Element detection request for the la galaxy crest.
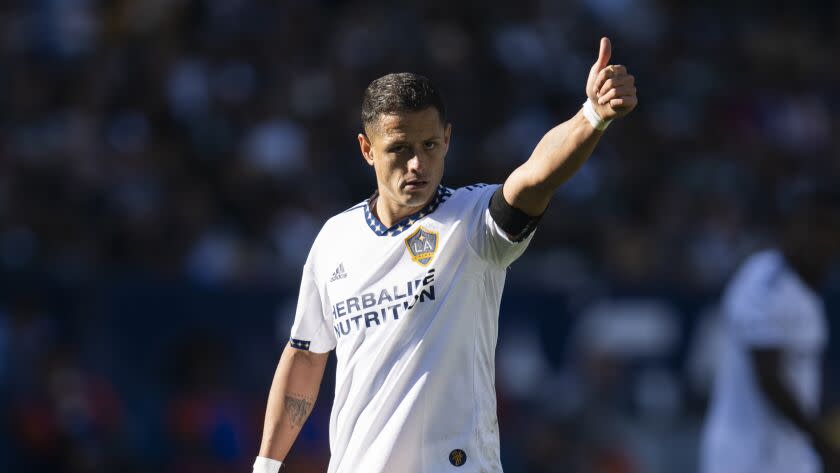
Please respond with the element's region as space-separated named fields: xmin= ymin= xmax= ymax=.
xmin=404 ymin=226 xmax=438 ymax=266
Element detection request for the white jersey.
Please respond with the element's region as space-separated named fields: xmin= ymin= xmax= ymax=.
xmin=701 ymin=249 xmax=827 ymax=473
xmin=289 ymin=184 xmax=533 ymax=473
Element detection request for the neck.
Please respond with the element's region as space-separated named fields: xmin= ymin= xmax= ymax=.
xmin=371 ymin=189 xmax=436 ymax=228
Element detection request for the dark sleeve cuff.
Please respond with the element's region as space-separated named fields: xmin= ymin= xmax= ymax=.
xmin=289 ymin=338 xmax=311 ymax=350
xmin=488 ymin=186 xmax=543 ymax=242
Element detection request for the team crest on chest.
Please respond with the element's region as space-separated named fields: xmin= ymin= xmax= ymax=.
xmin=404 ymin=226 xmax=439 ymax=266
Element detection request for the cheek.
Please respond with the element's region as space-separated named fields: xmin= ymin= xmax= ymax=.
xmin=375 ymin=160 xmax=403 ymax=182
xmin=431 ymin=153 xmax=446 ymax=173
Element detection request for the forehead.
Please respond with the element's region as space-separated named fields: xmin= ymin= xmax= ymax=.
xmin=372 ymin=107 xmax=444 ymax=141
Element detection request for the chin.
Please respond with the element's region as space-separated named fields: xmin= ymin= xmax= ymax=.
xmin=402 ymin=188 xmax=435 ymax=206
xmin=401 ymin=196 xmax=427 ymax=208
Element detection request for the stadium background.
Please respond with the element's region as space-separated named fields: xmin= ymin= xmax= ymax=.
xmin=1 ymin=0 xmax=839 ymax=472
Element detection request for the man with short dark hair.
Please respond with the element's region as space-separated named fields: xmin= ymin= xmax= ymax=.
xmin=700 ymin=186 xmax=840 ymax=473
xmin=254 ymin=37 xmax=637 ymax=473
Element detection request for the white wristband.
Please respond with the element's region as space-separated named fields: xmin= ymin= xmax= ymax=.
xmin=254 ymin=456 xmax=284 ymax=473
xmin=582 ymin=99 xmax=612 ymax=131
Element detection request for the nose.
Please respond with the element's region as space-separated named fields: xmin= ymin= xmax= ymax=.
xmin=407 ymin=153 xmax=424 ymax=174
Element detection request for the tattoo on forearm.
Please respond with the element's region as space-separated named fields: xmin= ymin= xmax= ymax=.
xmin=284 ymin=393 xmax=314 ymax=428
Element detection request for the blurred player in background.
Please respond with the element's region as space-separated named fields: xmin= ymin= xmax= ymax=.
xmin=253 ymin=37 xmax=636 ymax=473
xmin=700 ymin=186 xmax=840 ymax=473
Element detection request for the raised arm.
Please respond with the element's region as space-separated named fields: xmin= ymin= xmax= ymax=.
xmin=256 ymin=343 xmax=329 ymax=471
xmin=503 ymin=37 xmax=637 ymax=216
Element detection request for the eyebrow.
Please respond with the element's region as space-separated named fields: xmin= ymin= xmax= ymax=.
xmin=380 ymin=129 xmax=444 ymax=146
xmin=386 ymin=133 xmax=442 ymax=142
xmin=384 ymin=139 xmax=409 ymax=147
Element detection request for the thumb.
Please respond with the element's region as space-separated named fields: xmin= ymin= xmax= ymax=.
xmin=593 ymin=37 xmax=611 ymax=72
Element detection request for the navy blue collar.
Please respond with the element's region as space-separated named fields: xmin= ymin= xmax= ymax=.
xmin=364 ymin=185 xmax=452 ymax=236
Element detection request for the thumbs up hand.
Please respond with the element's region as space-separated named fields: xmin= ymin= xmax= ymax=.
xmin=586 ymin=37 xmax=637 ymax=121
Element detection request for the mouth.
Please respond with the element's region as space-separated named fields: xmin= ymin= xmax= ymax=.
xmin=402 ymin=179 xmax=428 ymax=191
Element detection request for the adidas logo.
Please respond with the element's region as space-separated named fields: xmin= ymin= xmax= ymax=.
xmin=329 ymin=263 xmax=347 ymax=282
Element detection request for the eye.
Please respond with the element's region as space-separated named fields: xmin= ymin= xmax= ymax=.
xmin=388 ymin=145 xmax=407 ymax=154
xmin=424 ymin=141 xmax=437 ymax=150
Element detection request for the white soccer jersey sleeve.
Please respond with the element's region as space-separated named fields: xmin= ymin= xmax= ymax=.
xmin=289 ymin=259 xmax=336 ymax=353
xmin=467 ymin=184 xmax=535 ymax=268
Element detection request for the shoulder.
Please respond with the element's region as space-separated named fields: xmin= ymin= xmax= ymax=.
xmin=723 ymin=249 xmax=786 ymax=320
xmin=453 ymin=182 xmax=498 ymax=196
xmin=444 ymin=183 xmax=500 ymax=207
xmin=432 ymin=184 xmax=501 ymax=225
xmin=323 ymin=199 xmax=368 ymax=230
xmin=307 ymin=199 xmax=368 ymax=257
xmin=460 ymin=183 xmax=495 ymax=192
xmin=736 ymin=250 xmax=787 ymax=292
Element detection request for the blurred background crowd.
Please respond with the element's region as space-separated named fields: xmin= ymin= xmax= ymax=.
xmin=1 ymin=0 xmax=839 ymax=472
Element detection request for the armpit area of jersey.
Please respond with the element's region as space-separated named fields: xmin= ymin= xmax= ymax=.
xmin=488 ymin=186 xmax=543 ymax=242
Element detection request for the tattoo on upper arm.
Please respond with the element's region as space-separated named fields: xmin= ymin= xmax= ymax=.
xmin=284 ymin=392 xmax=315 ymax=428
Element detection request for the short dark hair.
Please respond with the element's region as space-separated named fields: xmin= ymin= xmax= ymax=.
xmin=361 ymin=73 xmax=446 ymax=132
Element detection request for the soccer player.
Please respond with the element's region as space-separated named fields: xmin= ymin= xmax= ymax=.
xmin=254 ymin=37 xmax=637 ymax=473
xmin=700 ymin=186 xmax=840 ymax=473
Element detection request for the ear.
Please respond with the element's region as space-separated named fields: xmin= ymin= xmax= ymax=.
xmin=443 ymin=123 xmax=453 ymax=152
xmin=358 ymin=133 xmax=374 ymax=166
